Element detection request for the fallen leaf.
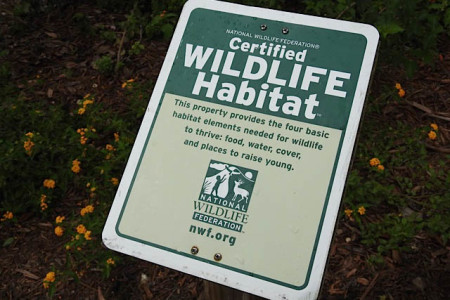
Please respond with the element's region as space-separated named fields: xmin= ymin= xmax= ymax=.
xmin=412 ymin=277 xmax=426 ymax=291
xmin=45 ymin=32 xmax=58 ymax=38
xmin=65 ymin=62 xmax=78 ymax=69
xmin=357 ymin=277 xmax=370 ymax=285
xmin=346 ymin=268 xmax=357 ymax=278
xmin=431 ymin=248 xmax=448 ymax=258
xmin=16 ymin=269 xmax=40 ymax=280
xmin=178 ymin=276 xmax=186 ymax=286
xmin=3 ymin=237 xmax=14 ymax=247
xmin=392 ymin=249 xmax=401 ymax=263
xmin=329 ymin=280 xmax=345 ymax=295
xmin=98 ymin=286 xmax=105 ymax=300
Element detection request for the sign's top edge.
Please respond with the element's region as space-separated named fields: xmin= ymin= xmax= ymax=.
xmin=183 ymin=0 xmax=379 ymax=42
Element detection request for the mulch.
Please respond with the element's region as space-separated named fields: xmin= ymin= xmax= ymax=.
xmin=0 ymin=1 xmax=449 ymax=299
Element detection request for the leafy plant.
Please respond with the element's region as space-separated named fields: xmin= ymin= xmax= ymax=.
xmin=0 ymin=73 xmax=151 ymax=294
xmin=129 ymin=41 xmax=145 ymax=56
xmin=93 ymin=55 xmax=114 ymax=75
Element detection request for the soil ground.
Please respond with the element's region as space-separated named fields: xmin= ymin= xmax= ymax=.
xmin=0 ymin=1 xmax=449 ymax=299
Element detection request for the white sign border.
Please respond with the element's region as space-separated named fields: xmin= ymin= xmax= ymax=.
xmin=102 ymin=0 xmax=379 ymax=299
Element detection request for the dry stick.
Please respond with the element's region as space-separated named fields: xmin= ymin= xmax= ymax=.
xmin=405 ymin=100 xmax=450 ymax=122
xmin=336 ymin=2 xmax=356 ymax=19
xmin=425 ymin=144 xmax=450 ymax=153
xmin=360 ymin=272 xmax=380 ymax=300
xmin=79 ymin=280 xmax=98 ymax=293
xmin=116 ymin=30 xmax=127 ymax=73
xmin=424 ymin=113 xmax=450 ymax=122
xmin=15 ymin=269 xmax=40 ymax=280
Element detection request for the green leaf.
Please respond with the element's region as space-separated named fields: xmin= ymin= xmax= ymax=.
xmin=161 ymin=23 xmax=174 ymax=40
xmin=377 ymin=22 xmax=404 ymax=38
xmin=3 ymin=237 xmax=14 ymax=247
xmin=445 ymin=8 xmax=450 ymax=28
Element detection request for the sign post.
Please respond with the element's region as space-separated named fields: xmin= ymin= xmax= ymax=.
xmin=102 ymin=0 xmax=379 ymax=299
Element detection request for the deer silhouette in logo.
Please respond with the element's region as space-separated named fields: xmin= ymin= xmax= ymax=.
xmin=232 ymin=179 xmax=249 ymax=203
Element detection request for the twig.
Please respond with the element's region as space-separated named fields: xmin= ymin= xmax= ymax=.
xmin=405 ymin=100 xmax=450 ymax=122
xmin=116 ymin=30 xmax=126 ymax=73
xmin=336 ymin=2 xmax=356 ymax=19
xmin=425 ymin=144 xmax=450 ymax=153
xmin=79 ymin=280 xmax=97 ymax=292
xmin=405 ymin=99 xmax=432 ymax=113
xmin=424 ymin=113 xmax=450 ymax=122
xmin=343 ymin=222 xmax=361 ymax=234
xmin=360 ymin=273 xmax=380 ymax=300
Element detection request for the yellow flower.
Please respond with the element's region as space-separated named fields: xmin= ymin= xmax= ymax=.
xmin=80 ymin=205 xmax=94 ymax=216
xmin=76 ymin=270 xmax=85 ymax=278
xmin=80 ymin=136 xmax=88 ymax=145
xmin=430 ymin=123 xmax=438 ymax=131
xmin=76 ymin=224 xmax=87 ymax=234
xmin=358 ymin=206 xmax=366 ymax=215
xmin=111 ymin=177 xmax=119 ymax=186
xmin=106 ymin=144 xmax=115 ymax=151
xmin=398 ymin=88 xmax=405 ymax=98
xmin=54 ymin=226 xmax=64 ymax=237
xmin=55 ymin=216 xmax=65 ymax=223
xmin=25 ymin=132 xmax=34 ymax=138
xmin=82 ymin=99 xmax=94 ymax=108
xmin=114 ymin=132 xmax=119 ymax=142
xmin=428 ymin=131 xmax=437 ymax=140
xmin=84 ymin=230 xmax=92 ymax=240
xmin=40 ymin=202 xmax=48 ymax=211
xmin=121 ymin=78 xmax=135 ymax=89
xmin=369 ymin=158 xmax=380 ymax=167
xmin=106 ymin=258 xmax=115 ymax=265
xmin=43 ymin=179 xmax=56 ymax=189
xmin=24 ymin=140 xmax=35 ymax=155
xmin=40 ymin=194 xmax=48 ymax=211
xmin=344 ymin=208 xmax=353 ymax=218
xmin=105 ymin=153 xmax=111 ymax=160
xmin=78 ymin=107 xmax=86 ymax=115
xmin=395 ymin=83 xmax=402 ymax=90
xmin=43 ymin=271 xmax=55 ymax=289
xmin=71 ymin=159 xmax=81 ymax=173
xmin=1 ymin=211 xmax=13 ymax=221
xmin=83 ymin=93 xmax=91 ymax=99
xmin=65 ymin=245 xmax=70 ymax=250
xmin=377 ymin=164 xmax=385 ymax=171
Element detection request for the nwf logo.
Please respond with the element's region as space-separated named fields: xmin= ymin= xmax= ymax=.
xmin=200 ymin=160 xmax=257 ymax=212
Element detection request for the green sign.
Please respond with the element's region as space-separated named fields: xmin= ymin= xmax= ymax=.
xmin=103 ymin=1 xmax=379 ymax=299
